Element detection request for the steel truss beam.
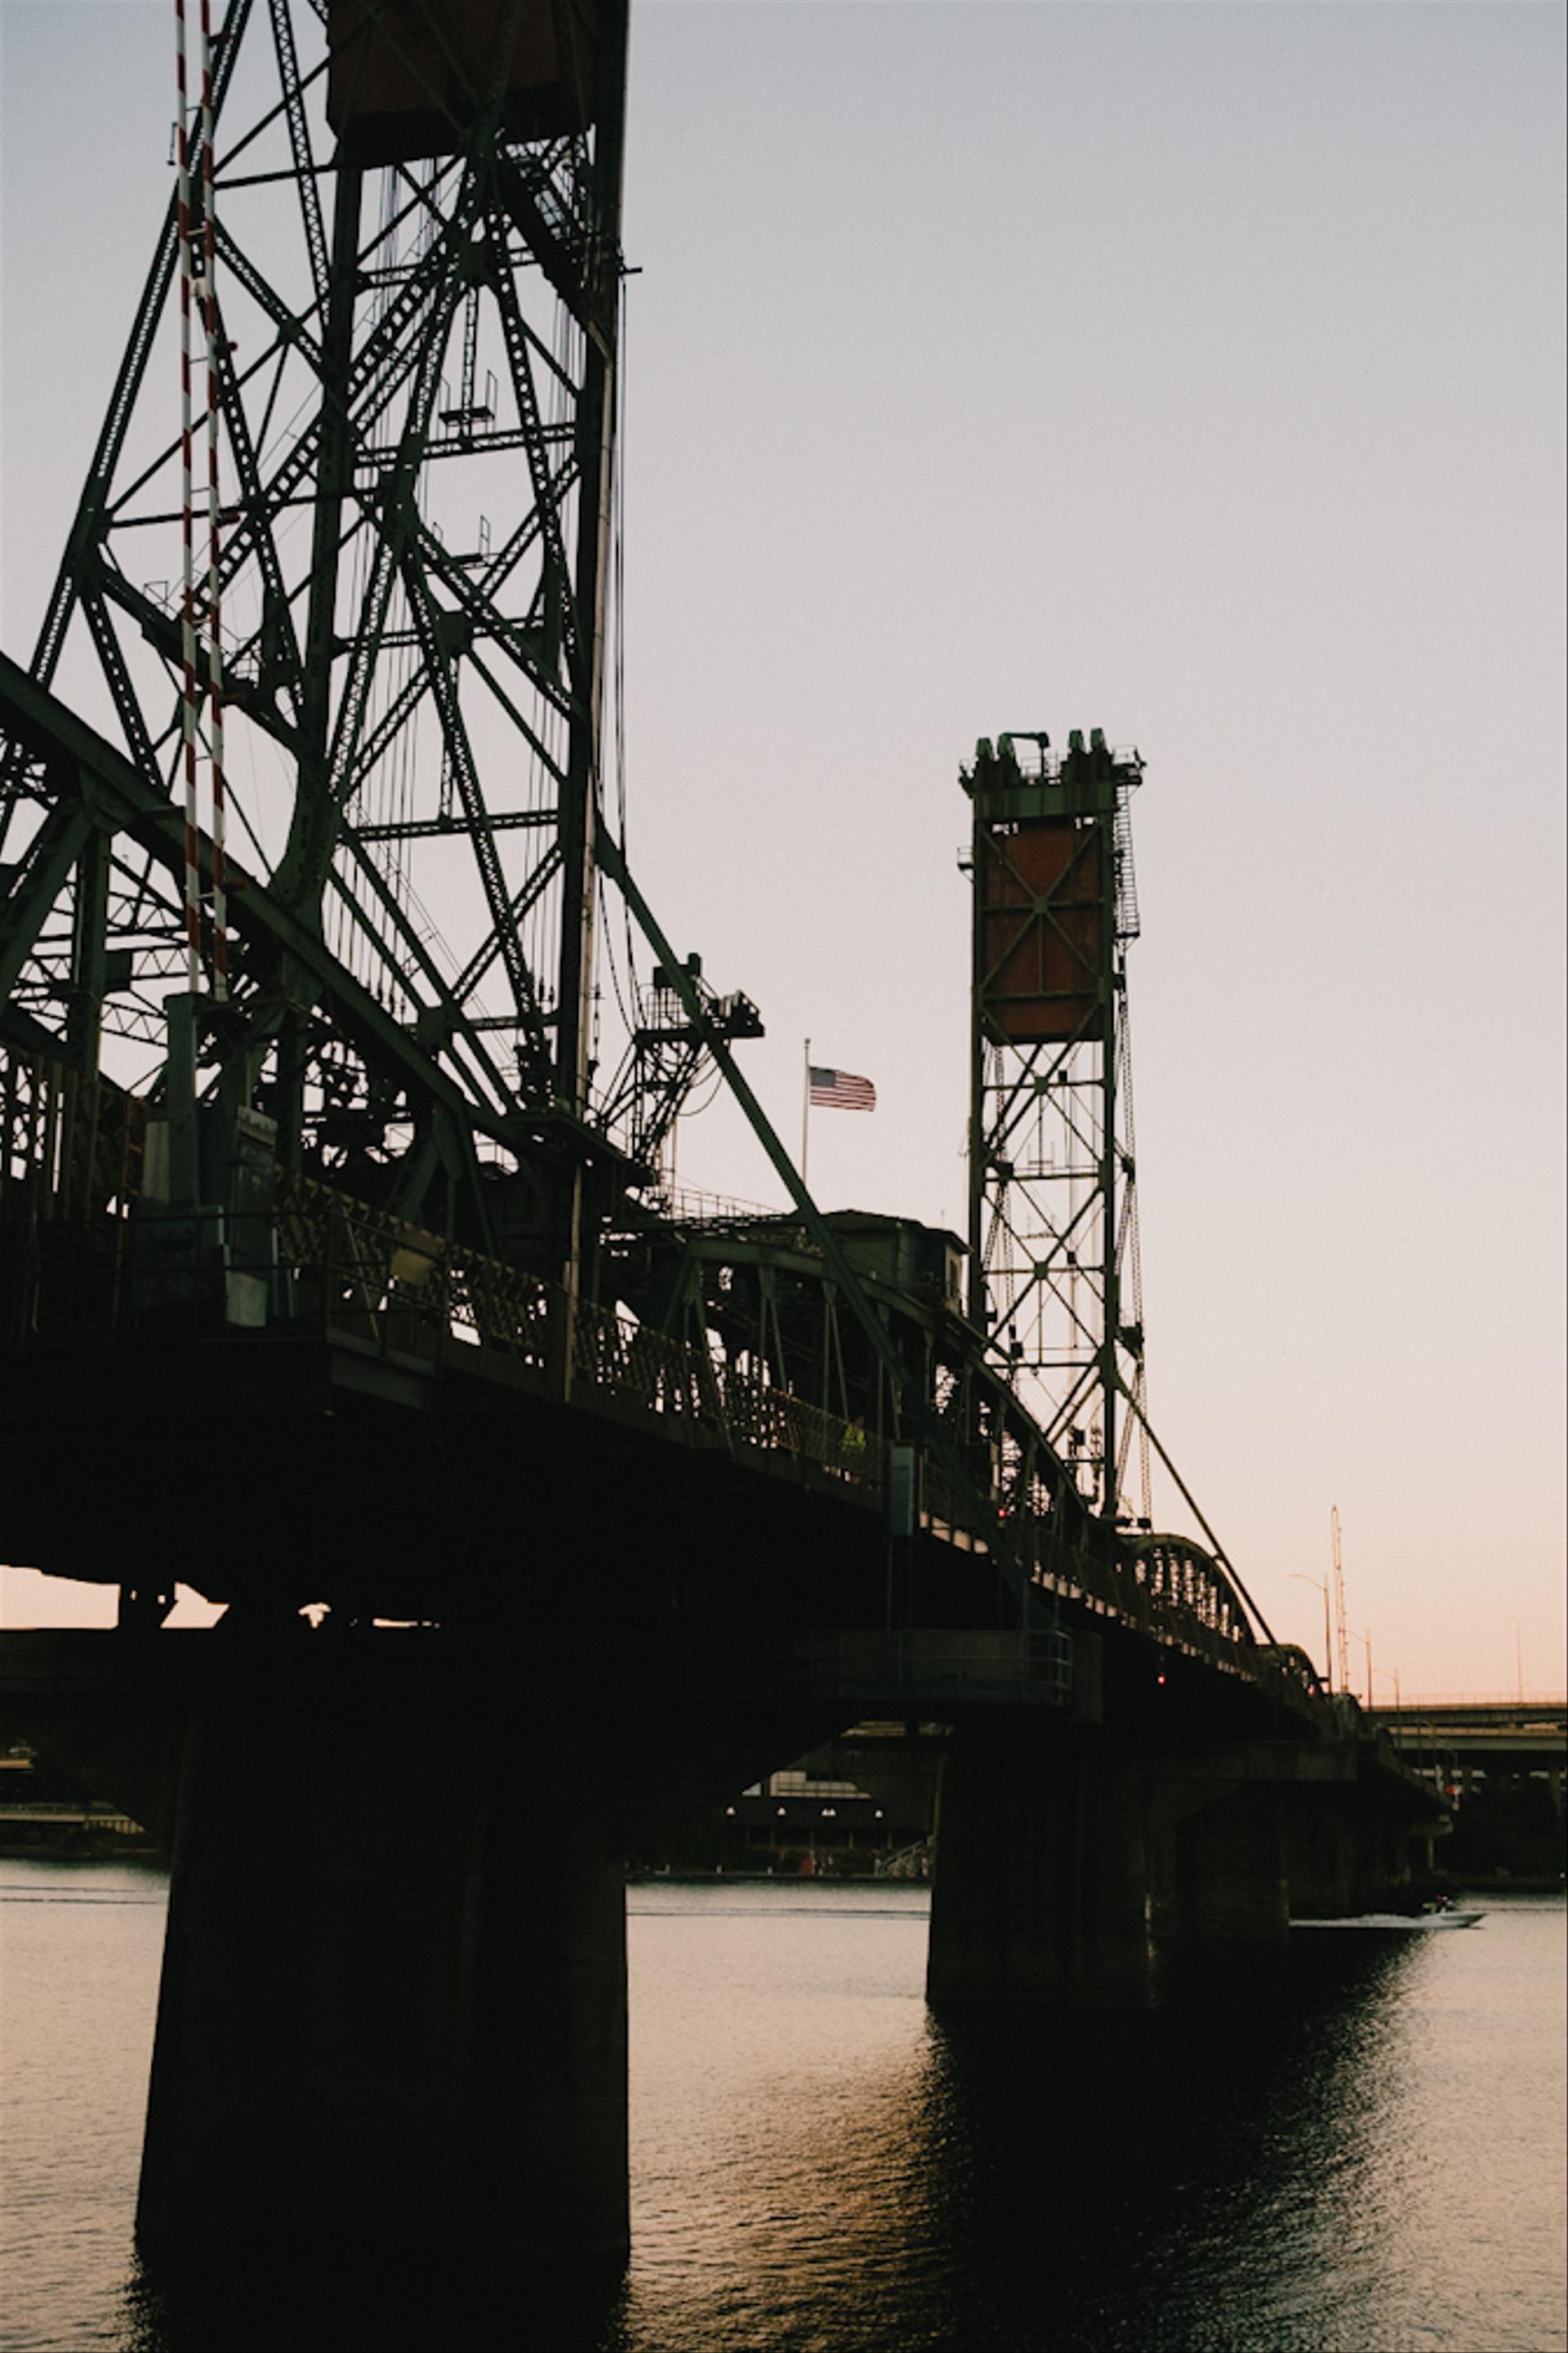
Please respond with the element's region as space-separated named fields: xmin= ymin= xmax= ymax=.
xmin=0 ymin=0 xmax=630 ymax=1239
xmin=2 ymin=7 xmax=1174 ymax=1651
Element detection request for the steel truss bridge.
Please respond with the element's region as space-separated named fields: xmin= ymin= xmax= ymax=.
xmin=0 ymin=0 xmax=1441 ymax=2281
xmin=0 ymin=0 xmax=1312 ymax=1711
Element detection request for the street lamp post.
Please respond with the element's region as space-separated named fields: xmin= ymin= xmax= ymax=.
xmin=1505 ymin=1616 xmax=1524 ymax=1706
xmin=1290 ymin=1571 xmax=1334 ymax=1692
xmin=1372 ymin=1664 xmax=1403 ymax=1748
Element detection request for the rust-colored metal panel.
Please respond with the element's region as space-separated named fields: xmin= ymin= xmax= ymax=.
xmin=327 ymin=0 xmax=600 ymax=164
xmin=979 ymin=819 xmax=1103 ymax=1044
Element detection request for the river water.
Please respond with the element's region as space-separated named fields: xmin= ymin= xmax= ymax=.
xmin=1 ymin=1865 xmax=1562 ymax=2353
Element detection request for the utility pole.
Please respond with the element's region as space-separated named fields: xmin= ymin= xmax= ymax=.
xmin=1290 ymin=1571 xmax=1334 ymax=1691
xmin=1331 ymin=1506 xmax=1351 ymax=1700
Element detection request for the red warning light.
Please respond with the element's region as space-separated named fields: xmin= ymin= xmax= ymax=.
xmin=1156 ymin=1674 xmax=1167 ymax=1687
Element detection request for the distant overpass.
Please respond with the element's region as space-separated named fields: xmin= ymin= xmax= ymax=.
xmin=1365 ymin=1700 xmax=1565 ymax=1805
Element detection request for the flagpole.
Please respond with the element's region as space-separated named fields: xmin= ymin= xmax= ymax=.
xmin=801 ymin=1038 xmax=810 ymax=1185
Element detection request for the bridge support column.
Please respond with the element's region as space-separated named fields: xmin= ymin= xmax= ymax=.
xmin=1280 ymin=1780 xmax=1426 ymax=1917
xmin=1152 ymin=1777 xmax=1288 ymax=1943
xmin=1280 ymin=1789 xmax=1362 ymax=1918
xmin=926 ymin=1728 xmax=1152 ymax=2005
xmin=136 ymin=1685 xmax=628 ymax=2269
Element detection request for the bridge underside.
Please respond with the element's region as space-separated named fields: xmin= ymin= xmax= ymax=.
xmin=1 ymin=1619 xmax=1441 ymax=2274
xmin=0 ymin=1326 xmax=982 ymax=1628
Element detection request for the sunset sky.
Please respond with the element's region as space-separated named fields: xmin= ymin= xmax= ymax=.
xmin=2 ymin=2 xmax=1563 ymax=1700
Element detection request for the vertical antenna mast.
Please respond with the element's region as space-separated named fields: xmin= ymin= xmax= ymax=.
xmin=1331 ymin=1504 xmax=1350 ymax=1699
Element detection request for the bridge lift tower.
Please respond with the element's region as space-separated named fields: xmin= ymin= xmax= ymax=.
xmin=964 ymin=729 xmax=1152 ymax=1529
xmin=0 ymin=0 xmax=685 ymax=1294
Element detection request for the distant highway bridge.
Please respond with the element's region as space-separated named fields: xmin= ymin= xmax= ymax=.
xmin=1368 ymin=1702 xmax=1566 ymax=1806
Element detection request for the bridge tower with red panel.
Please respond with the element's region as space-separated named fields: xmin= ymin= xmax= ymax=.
xmin=964 ymin=727 xmax=1152 ymax=1530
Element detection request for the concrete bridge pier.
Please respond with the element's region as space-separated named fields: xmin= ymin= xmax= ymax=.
xmin=136 ymin=1683 xmax=629 ymax=2271
xmin=926 ymin=1734 xmax=1323 ymax=2005
xmin=925 ymin=1726 xmax=1153 ymax=2006
xmin=1280 ymin=1787 xmax=1380 ymax=1918
xmin=1150 ymin=1772 xmax=1289 ymax=1944
xmin=1276 ymin=1763 xmax=1433 ymax=1917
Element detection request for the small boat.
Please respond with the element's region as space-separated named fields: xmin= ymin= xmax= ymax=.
xmin=1291 ymin=1910 xmax=1483 ymax=1932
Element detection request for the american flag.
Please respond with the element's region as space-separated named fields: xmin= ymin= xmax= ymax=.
xmin=809 ymin=1066 xmax=876 ymax=1112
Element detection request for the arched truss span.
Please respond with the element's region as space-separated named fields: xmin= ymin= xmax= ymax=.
xmin=1128 ymin=1533 xmax=1259 ymax=1651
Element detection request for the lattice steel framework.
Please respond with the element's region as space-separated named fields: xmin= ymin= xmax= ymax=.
xmin=0 ymin=0 xmax=635 ymax=1263
xmin=2 ymin=10 xmax=1284 ymax=1656
xmin=964 ymin=729 xmax=1152 ymax=1526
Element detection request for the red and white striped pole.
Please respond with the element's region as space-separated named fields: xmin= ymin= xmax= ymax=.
xmin=175 ymin=0 xmax=202 ymax=992
xmin=198 ymin=0 xmax=227 ymax=1000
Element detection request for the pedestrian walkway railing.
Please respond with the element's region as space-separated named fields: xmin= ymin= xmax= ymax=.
xmin=5 ymin=1162 xmax=1321 ymax=1711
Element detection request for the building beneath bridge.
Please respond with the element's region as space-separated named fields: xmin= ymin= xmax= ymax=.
xmin=0 ymin=1743 xmax=147 ymax=1850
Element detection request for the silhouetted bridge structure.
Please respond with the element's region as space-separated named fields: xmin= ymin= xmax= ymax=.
xmin=0 ymin=0 xmax=1442 ymax=2279
xmin=0 ymin=1139 xmax=1441 ymax=2266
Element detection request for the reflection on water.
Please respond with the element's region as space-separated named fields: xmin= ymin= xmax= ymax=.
xmin=116 ymin=2247 xmax=627 ymax=2353
xmin=608 ymin=1886 xmax=1565 ymax=2353
xmin=619 ymin=1898 xmax=1427 ymax=2353
xmin=2 ymin=1867 xmax=1563 ymax=2353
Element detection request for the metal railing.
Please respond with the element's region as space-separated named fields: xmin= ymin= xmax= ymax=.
xmin=2 ymin=1157 xmax=1321 ymax=1714
xmin=568 ymin=1291 xmax=886 ymax=1497
xmin=262 ymin=1179 xmax=888 ymax=1502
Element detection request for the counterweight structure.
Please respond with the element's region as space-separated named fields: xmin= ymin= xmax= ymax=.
xmin=964 ymin=729 xmax=1152 ymax=1526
